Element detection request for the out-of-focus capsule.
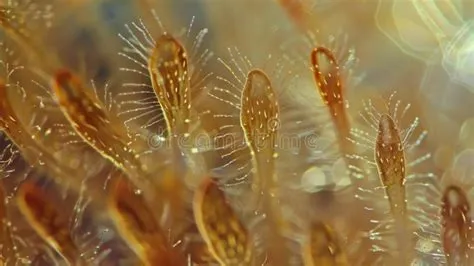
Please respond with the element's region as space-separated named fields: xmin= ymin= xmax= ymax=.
xmin=16 ymin=181 xmax=85 ymax=265
xmin=302 ymin=221 xmax=348 ymax=266
xmin=193 ymin=178 xmax=252 ymax=265
xmin=108 ymin=176 xmax=186 ymax=266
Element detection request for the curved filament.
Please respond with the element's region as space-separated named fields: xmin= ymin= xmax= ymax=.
xmin=148 ymin=34 xmax=191 ymax=136
xmin=375 ymin=114 xmax=412 ymax=261
xmin=52 ymin=71 xmax=144 ymax=181
xmin=441 ymin=185 xmax=472 ymax=265
xmin=16 ymin=181 xmax=82 ymax=265
xmin=108 ymin=176 xmax=185 ymax=266
xmin=302 ymin=221 xmax=348 ymax=266
xmin=193 ymin=178 xmax=252 ymax=265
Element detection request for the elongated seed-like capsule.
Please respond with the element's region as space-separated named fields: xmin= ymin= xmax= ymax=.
xmin=311 ymin=47 xmax=349 ymax=139
xmin=302 ymin=221 xmax=348 ymax=266
xmin=240 ymin=69 xmax=278 ymax=197
xmin=375 ymin=114 xmax=412 ymax=262
xmin=311 ymin=48 xmax=360 ymax=183
xmin=441 ymin=185 xmax=472 ymax=265
xmin=52 ymin=71 xmax=146 ymax=182
xmin=240 ymin=69 xmax=290 ymax=263
xmin=108 ymin=176 xmax=186 ymax=266
xmin=16 ymin=181 xmax=83 ymax=265
xmin=194 ymin=178 xmax=252 ymax=265
xmin=375 ymin=114 xmax=406 ymax=217
xmin=53 ymin=72 xmax=187 ymax=222
xmin=148 ymin=34 xmax=191 ymax=136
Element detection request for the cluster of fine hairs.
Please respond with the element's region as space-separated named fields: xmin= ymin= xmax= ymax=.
xmin=1 ymin=0 xmax=474 ymax=265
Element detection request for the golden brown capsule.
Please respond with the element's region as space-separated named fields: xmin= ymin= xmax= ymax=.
xmin=375 ymin=113 xmax=413 ymax=263
xmin=240 ymin=69 xmax=278 ymax=196
xmin=194 ymin=178 xmax=252 ymax=265
xmin=375 ymin=114 xmax=407 ymax=218
xmin=311 ymin=47 xmax=361 ymax=183
xmin=240 ymin=69 xmax=291 ymax=263
xmin=52 ymin=71 xmax=146 ymax=183
xmin=16 ymin=181 xmax=83 ymax=265
xmin=311 ymin=47 xmax=349 ymax=140
xmin=148 ymin=34 xmax=191 ymax=136
xmin=302 ymin=221 xmax=348 ymax=266
xmin=441 ymin=185 xmax=472 ymax=265
xmin=108 ymin=175 xmax=186 ymax=266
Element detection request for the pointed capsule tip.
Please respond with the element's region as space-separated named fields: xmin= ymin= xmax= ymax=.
xmin=377 ymin=114 xmax=399 ymax=145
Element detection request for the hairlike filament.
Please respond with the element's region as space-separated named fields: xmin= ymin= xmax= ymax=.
xmin=240 ymin=69 xmax=279 ymax=196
